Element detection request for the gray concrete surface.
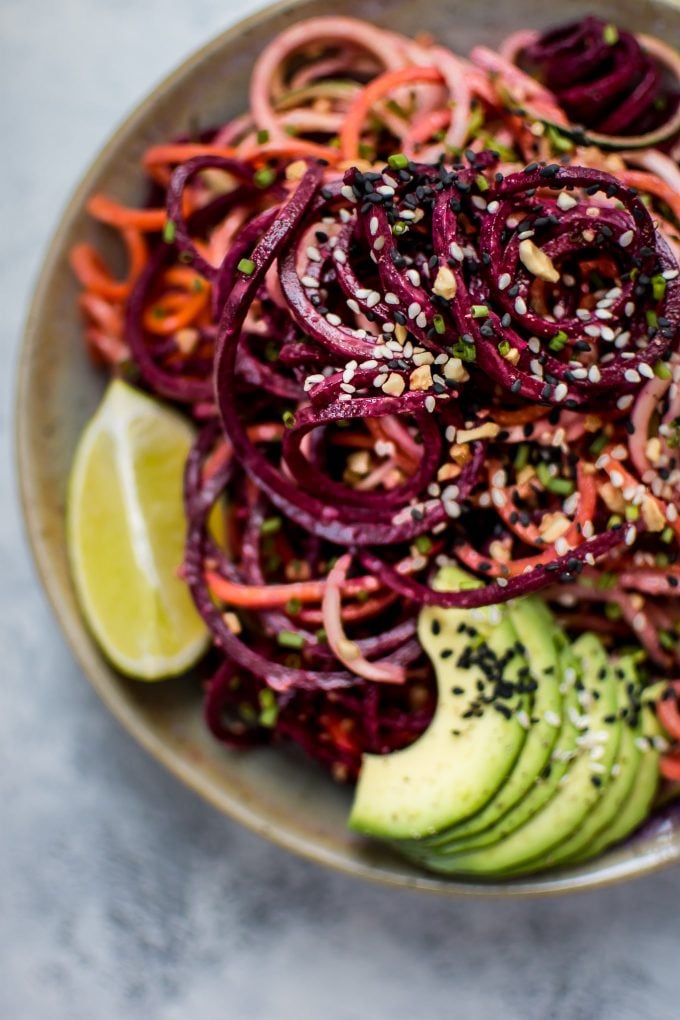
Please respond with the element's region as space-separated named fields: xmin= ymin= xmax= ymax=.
xmin=2 ymin=2 xmax=679 ymax=1017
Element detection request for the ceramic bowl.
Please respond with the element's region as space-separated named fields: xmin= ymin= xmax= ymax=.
xmin=17 ymin=0 xmax=680 ymax=895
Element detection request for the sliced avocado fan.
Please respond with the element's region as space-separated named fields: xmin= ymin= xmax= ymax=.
xmin=348 ymin=568 xmax=666 ymax=877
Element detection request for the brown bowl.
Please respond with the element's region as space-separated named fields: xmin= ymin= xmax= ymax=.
xmin=16 ymin=0 xmax=680 ymax=896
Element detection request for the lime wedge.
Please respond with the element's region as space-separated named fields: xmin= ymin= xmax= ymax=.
xmin=67 ymin=379 xmax=209 ymax=679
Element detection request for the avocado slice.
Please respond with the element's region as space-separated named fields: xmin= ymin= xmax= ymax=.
xmin=348 ymin=568 xmax=529 ymax=840
xmin=413 ymin=642 xmax=581 ymax=860
xmin=527 ymin=656 xmax=645 ymax=871
xmin=420 ymin=633 xmax=621 ymax=875
xmin=568 ymin=698 xmax=662 ymax=865
xmin=410 ymin=597 xmax=564 ymax=853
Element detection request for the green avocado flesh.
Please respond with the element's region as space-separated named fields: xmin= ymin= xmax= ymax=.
xmin=348 ymin=569 xmax=665 ymax=877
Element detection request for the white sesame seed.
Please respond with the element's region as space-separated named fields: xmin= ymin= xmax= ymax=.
xmin=491 ymin=488 xmax=507 ymax=508
xmin=624 ymin=368 xmax=641 ymax=384
xmin=518 ymin=230 xmax=534 ymax=241
xmin=373 ymin=373 xmax=388 ymax=387
xmin=406 ymin=269 xmax=421 ymax=287
xmin=498 ymin=273 xmax=511 ymax=291
xmin=385 ymin=292 xmax=399 ymax=306
xmin=528 ymin=337 xmax=541 ymax=354
xmin=306 ymin=245 xmax=321 ymax=262
xmin=617 ymin=393 xmax=634 ymax=410
xmin=595 ymin=308 xmax=613 ymax=320
xmin=301 ymin=275 xmax=319 ymax=288
xmin=449 ymin=242 xmax=464 ymax=261
xmin=639 ymin=362 xmax=654 ymax=379
xmin=516 ymin=710 xmax=530 ymax=730
xmin=443 ymin=500 xmax=461 ymax=518
xmin=544 ymin=710 xmax=561 ymax=727
xmin=326 ymin=313 xmax=342 ymax=326
xmin=425 ymin=395 xmax=436 ymax=413
xmin=366 ymin=290 xmax=381 ymax=309
xmin=555 ymin=537 xmax=569 ymax=556
xmin=667 ymin=503 xmax=678 ymax=522
xmin=625 ymin=525 xmax=637 ymax=546
xmin=582 ymin=520 xmax=594 ymax=539
xmin=359 ymin=359 xmax=377 ymax=370
xmin=479 ymin=492 xmax=491 ymax=507
xmin=373 ymin=235 xmax=385 ymax=252
xmin=340 ymin=185 xmax=356 ymax=203
xmin=487 ymin=200 xmax=500 ymax=214
xmin=377 ymin=185 xmax=395 ymax=197
xmin=600 ymin=326 xmax=615 ymax=341
xmin=610 ymin=470 xmax=624 ymax=488
xmin=632 ymin=611 xmax=646 ymax=632
xmin=346 ymin=298 xmax=360 ymax=314
xmin=333 ymin=248 xmax=347 ymax=264
xmin=584 ymin=325 xmax=601 ymax=338
xmin=576 ymin=308 xmax=591 ymax=321
xmin=588 ymin=365 xmax=602 ymax=384
xmin=472 ymin=195 xmax=487 ymax=210
xmin=340 ymin=381 xmax=355 ymax=394
xmin=383 ymin=322 xmax=395 ymax=334
xmin=496 ymin=577 xmax=509 ymax=588
xmin=619 ymin=229 xmax=634 ymax=248
xmin=407 ymin=302 xmax=421 ymax=319
xmin=416 ymin=312 xmax=427 ymax=328
xmin=514 ymin=296 xmax=527 ymax=315
xmin=369 ymin=216 xmax=379 ymax=236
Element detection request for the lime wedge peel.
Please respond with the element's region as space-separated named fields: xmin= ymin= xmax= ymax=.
xmin=67 ymin=379 xmax=210 ymax=680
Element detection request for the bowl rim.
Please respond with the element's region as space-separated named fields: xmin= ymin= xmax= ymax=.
xmin=16 ymin=0 xmax=680 ymax=898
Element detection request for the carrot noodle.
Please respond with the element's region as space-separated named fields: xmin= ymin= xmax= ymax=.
xmin=72 ymin=14 xmax=680 ymax=802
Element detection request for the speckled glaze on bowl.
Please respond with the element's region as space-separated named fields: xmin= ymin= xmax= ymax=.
xmin=16 ymin=0 xmax=680 ymax=896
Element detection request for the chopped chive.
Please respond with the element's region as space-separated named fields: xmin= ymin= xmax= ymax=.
xmin=282 ymin=410 xmax=296 ymax=428
xmin=162 ymin=219 xmax=176 ymax=244
xmin=238 ymin=257 xmax=256 ymax=275
xmin=392 ymin=221 xmax=408 ymax=235
xmin=475 ymin=174 xmax=489 ymax=192
xmin=661 ymin=526 xmax=675 ymax=544
xmin=277 ymin=630 xmax=305 ymax=649
xmin=605 ymin=602 xmax=622 ymax=620
xmin=192 ymin=277 xmax=205 ymax=293
xmin=254 ymin=167 xmax=276 ymax=188
xmin=589 ymin=432 xmax=609 ymax=456
xmin=256 ymin=128 xmax=270 ymax=144
xmin=546 ymin=125 xmax=574 ymax=153
xmin=547 ymin=476 xmax=575 ymax=496
xmin=656 ymin=552 xmax=670 ymax=568
xmin=625 ymin=505 xmax=640 ymax=522
xmin=433 ymin=314 xmax=446 ymax=334
xmin=285 ymin=598 xmax=302 ymax=616
xmin=284 ymin=125 xmax=298 ymax=137
xmin=358 ymin=142 xmax=375 ymax=160
xmin=264 ymin=340 xmax=279 ymax=362
xmin=660 ymin=630 xmax=677 ymax=651
xmin=471 ymin=304 xmax=489 ymax=318
xmin=596 ymin=571 xmax=618 ymax=590
xmin=603 ymin=23 xmax=619 ymax=45
xmin=260 ymin=516 xmax=282 ymax=535
xmin=652 ymin=274 xmax=667 ymax=300
xmin=607 ymin=513 xmax=623 ymax=529
xmin=498 ymin=339 xmax=511 ymax=357
xmin=415 ymin=535 xmax=433 ymax=554
xmin=388 ymin=152 xmax=409 ymax=170
xmin=514 ymin=443 xmax=529 ymax=472
xmin=452 ymin=339 xmax=476 ymax=362
xmin=646 ymin=309 xmax=659 ymax=329
xmin=315 ymin=628 xmax=327 ymax=642
xmin=536 ymin=462 xmax=551 ymax=488
xmin=258 ymin=688 xmax=279 ymax=727
xmin=654 ymin=361 xmax=672 ymax=380
xmin=549 ymin=330 xmax=568 ymax=353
